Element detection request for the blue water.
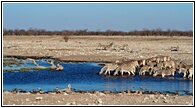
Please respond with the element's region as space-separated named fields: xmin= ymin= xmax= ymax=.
xmin=3 ymin=60 xmax=193 ymax=95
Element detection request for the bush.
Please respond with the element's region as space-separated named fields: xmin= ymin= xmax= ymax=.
xmin=63 ymin=36 xmax=69 ymax=42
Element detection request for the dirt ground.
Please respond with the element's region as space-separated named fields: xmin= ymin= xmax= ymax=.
xmin=3 ymin=91 xmax=193 ymax=106
xmin=2 ymin=35 xmax=194 ymax=106
xmin=3 ymin=35 xmax=193 ymax=64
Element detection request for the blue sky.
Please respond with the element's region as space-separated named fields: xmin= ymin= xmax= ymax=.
xmin=3 ymin=2 xmax=194 ymax=31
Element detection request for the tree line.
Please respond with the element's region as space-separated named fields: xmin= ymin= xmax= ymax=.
xmin=3 ymin=28 xmax=193 ymax=36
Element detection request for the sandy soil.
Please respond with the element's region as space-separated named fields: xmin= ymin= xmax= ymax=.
xmin=3 ymin=35 xmax=193 ymax=64
xmin=3 ymin=91 xmax=193 ymax=106
xmin=2 ymin=35 xmax=194 ymax=106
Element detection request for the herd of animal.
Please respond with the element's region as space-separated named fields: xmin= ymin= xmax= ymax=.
xmin=99 ymin=55 xmax=193 ymax=79
xmin=24 ymin=58 xmax=64 ymax=71
xmin=96 ymin=42 xmax=129 ymax=52
xmin=22 ymin=56 xmax=193 ymax=79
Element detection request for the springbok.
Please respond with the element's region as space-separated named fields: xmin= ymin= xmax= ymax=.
xmin=139 ymin=65 xmax=153 ymax=75
xmin=56 ymin=64 xmax=64 ymax=71
xmin=48 ymin=61 xmax=57 ymax=69
xmin=163 ymin=60 xmax=175 ymax=69
xmin=161 ymin=68 xmax=175 ymax=77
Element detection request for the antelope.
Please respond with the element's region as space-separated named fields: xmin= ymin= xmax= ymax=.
xmin=114 ymin=64 xmax=135 ymax=76
xmin=151 ymin=67 xmax=163 ymax=76
xmin=156 ymin=62 xmax=164 ymax=69
xmin=139 ymin=65 xmax=153 ymax=75
xmin=178 ymin=63 xmax=193 ymax=78
xmin=99 ymin=63 xmax=119 ymax=75
xmin=56 ymin=64 xmax=64 ymax=71
xmin=114 ymin=60 xmax=138 ymax=76
xmin=163 ymin=60 xmax=175 ymax=69
xmin=103 ymin=42 xmax=114 ymax=50
xmin=178 ymin=68 xmax=188 ymax=78
xmin=146 ymin=57 xmax=157 ymax=64
xmin=153 ymin=68 xmax=175 ymax=77
xmin=153 ymin=69 xmax=163 ymax=77
xmin=35 ymin=63 xmax=46 ymax=69
xmin=161 ymin=68 xmax=175 ymax=77
xmin=156 ymin=55 xmax=170 ymax=63
xmin=188 ymin=68 xmax=193 ymax=78
xmin=48 ymin=61 xmax=57 ymax=69
xmin=138 ymin=59 xmax=146 ymax=67
xmin=24 ymin=58 xmax=37 ymax=65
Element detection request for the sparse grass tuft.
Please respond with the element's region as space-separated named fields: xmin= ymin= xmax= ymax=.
xmin=3 ymin=59 xmax=23 ymax=67
xmin=19 ymin=67 xmax=52 ymax=72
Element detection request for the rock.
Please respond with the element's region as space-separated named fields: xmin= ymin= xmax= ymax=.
xmin=64 ymin=93 xmax=68 ymax=95
xmin=25 ymin=98 xmax=30 ymax=102
xmin=51 ymin=93 xmax=56 ymax=95
xmin=163 ymin=97 xmax=167 ymax=100
xmin=135 ymin=90 xmax=139 ymax=94
xmin=68 ymin=84 xmax=71 ymax=90
xmin=92 ymin=94 xmax=97 ymax=97
xmin=103 ymin=90 xmax=110 ymax=94
xmin=149 ymin=95 xmax=155 ymax=99
xmin=126 ymin=90 xmax=131 ymax=94
xmin=121 ymin=90 xmax=125 ymax=94
xmin=153 ymin=99 xmax=158 ymax=103
xmin=165 ymin=93 xmax=169 ymax=97
xmin=144 ymin=97 xmax=149 ymax=100
xmin=96 ymin=98 xmax=103 ymax=104
xmin=160 ymin=94 xmax=164 ymax=98
xmin=4 ymin=91 xmax=11 ymax=94
xmin=36 ymin=97 xmax=43 ymax=101
xmin=142 ymin=97 xmax=149 ymax=103
xmin=163 ymin=99 xmax=169 ymax=103
xmin=65 ymin=102 xmax=70 ymax=105
xmin=98 ymin=92 xmax=106 ymax=97
xmin=139 ymin=91 xmax=143 ymax=95
xmin=70 ymin=101 xmax=76 ymax=105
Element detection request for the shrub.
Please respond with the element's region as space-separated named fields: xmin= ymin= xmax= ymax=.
xmin=63 ymin=36 xmax=69 ymax=42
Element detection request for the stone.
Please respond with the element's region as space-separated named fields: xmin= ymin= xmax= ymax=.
xmin=25 ymin=98 xmax=30 ymax=102
xmin=139 ymin=91 xmax=143 ymax=95
xmin=163 ymin=99 xmax=169 ymax=103
xmin=153 ymin=99 xmax=158 ymax=103
xmin=160 ymin=94 xmax=164 ymax=98
xmin=149 ymin=95 xmax=155 ymax=99
xmin=165 ymin=93 xmax=170 ymax=97
xmin=96 ymin=98 xmax=103 ymax=104
xmin=163 ymin=97 xmax=167 ymax=100
xmin=65 ymin=102 xmax=70 ymax=105
xmin=99 ymin=92 xmax=106 ymax=97
xmin=144 ymin=97 xmax=149 ymax=100
xmin=121 ymin=90 xmax=125 ymax=94
xmin=36 ymin=97 xmax=43 ymax=101
xmin=64 ymin=93 xmax=68 ymax=95
xmin=71 ymin=101 xmax=76 ymax=105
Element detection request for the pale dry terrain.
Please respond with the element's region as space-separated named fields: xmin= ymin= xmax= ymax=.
xmin=3 ymin=91 xmax=193 ymax=106
xmin=3 ymin=35 xmax=194 ymax=106
xmin=3 ymin=35 xmax=193 ymax=64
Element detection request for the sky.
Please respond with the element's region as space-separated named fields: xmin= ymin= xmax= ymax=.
xmin=3 ymin=2 xmax=194 ymax=32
